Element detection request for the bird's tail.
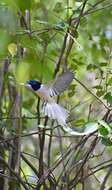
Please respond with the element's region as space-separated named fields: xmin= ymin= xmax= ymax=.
xmin=43 ymin=102 xmax=69 ymax=126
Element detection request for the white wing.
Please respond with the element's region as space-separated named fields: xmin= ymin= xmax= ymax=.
xmin=48 ymin=70 xmax=74 ymax=97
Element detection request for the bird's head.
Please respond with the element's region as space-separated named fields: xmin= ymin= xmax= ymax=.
xmin=26 ymin=80 xmax=41 ymax=91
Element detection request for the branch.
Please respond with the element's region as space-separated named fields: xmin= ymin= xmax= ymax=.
xmin=0 ymin=156 xmax=29 ymax=190
xmin=36 ymin=132 xmax=96 ymax=187
xmin=69 ymin=136 xmax=98 ymax=188
xmin=100 ymin=166 xmax=112 ymax=190
xmin=74 ymin=76 xmax=111 ymax=110
xmin=65 ymin=0 xmax=88 ymax=64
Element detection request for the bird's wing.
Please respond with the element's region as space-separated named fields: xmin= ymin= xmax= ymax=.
xmin=46 ymin=70 xmax=74 ymax=97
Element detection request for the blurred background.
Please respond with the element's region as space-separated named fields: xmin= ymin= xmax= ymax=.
xmin=0 ymin=0 xmax=112 ymax=189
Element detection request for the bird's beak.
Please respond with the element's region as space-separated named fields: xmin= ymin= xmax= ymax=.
xmin=19 ymin=83 xmax=31 ymax=89
xmin=25 ymin=84 xmax=32 ymax=90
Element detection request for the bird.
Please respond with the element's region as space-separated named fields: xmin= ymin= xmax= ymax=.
xmin=25 ymin=70 xmax=74 ymax=126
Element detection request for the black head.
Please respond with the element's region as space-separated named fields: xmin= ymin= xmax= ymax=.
xmin=27 ymin=80 xmax=41 ymax=91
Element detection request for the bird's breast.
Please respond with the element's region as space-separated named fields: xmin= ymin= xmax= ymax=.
xmin=35 ymin=88 xmax=53 ymax=102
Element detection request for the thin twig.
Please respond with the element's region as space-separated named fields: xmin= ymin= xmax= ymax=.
xmin=0 ymin=156 xmax=29 ymax=190
xmin=100 ymin=166 xmax=112 ymax=190
xmin=69 ymin=136 xmax=98 ymax=188
xmin=74 ymin=76 xmax=111 ymax=110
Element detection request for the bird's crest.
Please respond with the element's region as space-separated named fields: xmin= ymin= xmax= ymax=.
xmin=27 ymin=80 xmax=41 ymax=91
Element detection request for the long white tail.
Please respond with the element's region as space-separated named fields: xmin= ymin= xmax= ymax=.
xmin=43 ymin=102 xmax=69 ymax=126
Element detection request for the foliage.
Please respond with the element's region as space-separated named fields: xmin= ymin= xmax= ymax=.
xmin=0 ymin=0 xmax=112 ymax=189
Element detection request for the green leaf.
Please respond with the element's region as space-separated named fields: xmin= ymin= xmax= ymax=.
xmin=53 ymin=2 xmax=63 ymax=13
xmin=68 ymin=91 xmax=75 ymax=97
xmin=40 ymin=33 xmax=51 ymax=43
xmin=93 ymin=85 xmax=102 ymax=90
xmin=87 ymin=64 xmax=97 ymax=70
xmin=70 ymin=64 xmax=78 ymax=70
xmin=98 ymin=120 xmax=111 ymax=136
xmin=73 ymin=30 xmax=79 ymax=39
xmin=101 ymin=137 xmax=112 ymax=146
xmin=101 ymin=47 xmax=107 ymax=58
xmin=100 ymin=37 xmax=109 ymax=47
xmin=80 ymin=17 xmax=87 ymax=27
xmin=74 ymin=119 xmax=85 ymax=127
xmin=72 ymin=58 xmax=84 ymax=65
xmin=99 ymin=62 xmax=108 ymax=67
xmin=104 ymin=92 xmax=112 ymax=105
xmin=109 ymin=124 xmax=112 ymax=129
xmin=69 ymin=84 xmax=76 ymax=91
xmin=8 ymin=43 xmax=17 ymax=57
xmin=36 ymin=20 xmax=49 ymax=25
xmin=96 ymin=90 xmax=105 ymax=97
xmin=99 ymin=126 xmax=109 ymax=136
xmin=38 ymin=124 xmax=49 ymax=129
xmin=55 ymin=22 xmax=68 ymax=30
xmin=107 ymin=77 xmax=112 ymax=86
xmin=98 ymin=120 xmax=110 ymax=130
xmin=16 ymin=0 xmax=32 ymax=11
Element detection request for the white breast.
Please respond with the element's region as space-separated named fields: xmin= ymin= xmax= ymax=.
xmin=36 ymin=85 xmax=52 ymax=102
